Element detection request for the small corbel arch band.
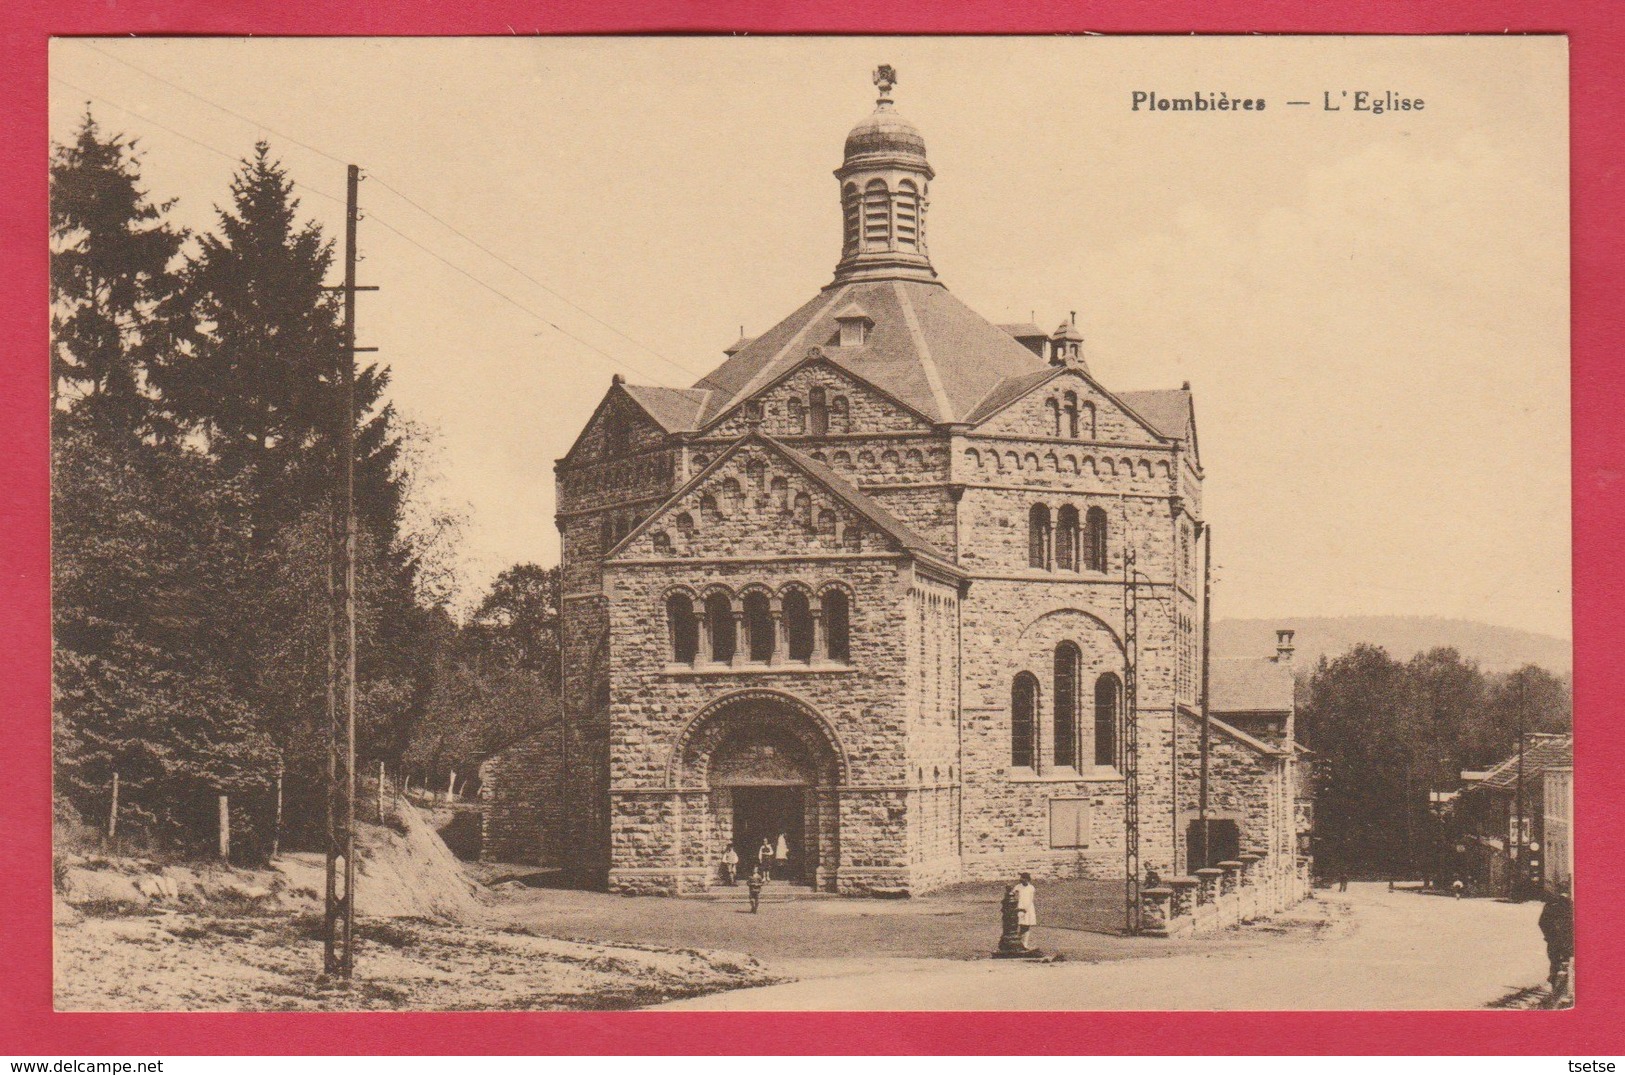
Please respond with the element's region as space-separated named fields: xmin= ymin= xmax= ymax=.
xmin=665 ymin=688 xmax=851 ymax=789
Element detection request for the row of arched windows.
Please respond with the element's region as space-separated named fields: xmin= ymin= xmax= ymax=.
xmin=842 ymin=178 xmax=925 ymax=255
xmin=961 ymin=447 xmax=1169 ymax=479
xmin=1028 ymin=504 xmax=1109 ymax=572
xmin=1043 ymin=391 xmax=1097 ymax=440
xmin=1012 ymin=648 xmax=1120 ymax=771
xmin=665 ymin=585 xmax=852 ymax=667
xmin=786 ymin=387 xmax=851 ymax=436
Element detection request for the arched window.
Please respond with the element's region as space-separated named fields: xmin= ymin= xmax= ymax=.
xmin=746 ymin=458 xmax=767 ymax=493
xmin=704 ymin=592 xmax=735 ymax=664
xmin=651 ymin=530 xmax=672 ymax=555
xmin=794 ymin=492 xmax=813 ymax=529
xmin=1094 ymin=673 xmax=1120 ymax=768
xmin=863 ymin=179 xmax=890 ymax=246
xmin=1056 ymin=504 xmax=1079 ymax=571
xmin=1082 ymin=401 xmax=1097 ymax=439
xmin=719 ymin=477 xmax=742 ymax=517
xmin=674 ymin=512 xmax=695 ymax=540
xmin=842 ymin=522 xmax=863 ymax=550
xmin=841 ymin=182 xmax=861 ymax=255
xmin=1084 ymin=506 xmax=1108 ymax=571
xmin=770 ymin=476 xmax=789 ymax=513
xmin=1054 ymin=642 xmax=1081 ymax=769
xmin=1011 ymin=672 xmax=1039 ymax=769
xmin=783 ymin=589 xmax=814 ymax=662
xmin=743 ymin=591 xmax=773 ymax=663
xmin=809 ymin=387 xmax=829 ymax=435
xmin=1028 ymin=504 xmax=1052 ymax=570
xmin=699 ymin=493 xmax=720 ymax=526
xmin=823 ymin=588 xmax=851 ymax=663
xmin=829 ymin=395 xmax=850 ymax=432
xmin=667 ymin=593 xmax=698 ymax=664
xmin=817 ymin=508 xmax=838 ymax=540
xmin=1045 ymin=397 xmax=1060 ymax=437
xmin=894 ymin=180 xmax=919 ymax=250
xmin=1063 ymin=391 xmax=1080 ymax=439
xmin=786 ymin=397 xmax=805 ymax=434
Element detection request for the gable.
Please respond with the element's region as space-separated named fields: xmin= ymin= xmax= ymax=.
xmin=560 ymin=381 xmax=672 ymax=467
xmin=972 ymin=367 xmax=1168 ymax=446
xmin=610 ymin=439 xmax=906 ymax=563
xmin=705 ymin=355 xmax=932 ymax=439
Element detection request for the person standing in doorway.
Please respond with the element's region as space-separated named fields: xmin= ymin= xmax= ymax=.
xmin=747 ymin=868 xmax=764 ymax=913
xmin=1452 ymin=877 xmax=1465 ymax=899
xmin=775 ymin=832 xmax=790 ymax=881
xmin=1014 ymin=872 xmax=1038 ymax=951
xmin=722 ymin=844 xmax=739 ymax=886
xmin=758 ymin=837 xmax=775 ymax=881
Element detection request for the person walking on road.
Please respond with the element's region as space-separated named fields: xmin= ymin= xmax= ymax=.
xmin=1538 ymin=881 xmax=1574 ymax=998
xmin=1014 ymin=872 xmax=1038 ymax=951
xmin=721 ymin=844 xmax=739 ymax=886
xmin=747 ymin=868 xmax=764 ymax=913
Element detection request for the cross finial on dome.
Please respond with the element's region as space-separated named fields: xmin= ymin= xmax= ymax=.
xmin=873 ymin=64 xmax=897 ymax=107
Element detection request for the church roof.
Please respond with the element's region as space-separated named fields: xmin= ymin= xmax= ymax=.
xmin=1209 ymin=657 xmax=1295 ymax=715
xmin=620 ymin=384 xmax=712 ymax=432
xmin=1178 ymin=707 xmax=1286 ymax=757
xmin=1118 ymin=388 xmax=1193 ymax=441
xmin=693 ymin=279 xmax=1049 ymax=427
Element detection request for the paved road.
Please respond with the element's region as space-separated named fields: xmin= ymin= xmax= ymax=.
xmin=656 ymin=883 xmax=1549 ymax=1010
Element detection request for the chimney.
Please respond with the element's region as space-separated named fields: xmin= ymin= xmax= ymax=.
xmin=1274 ymin=629 xmax=1295 ymax=663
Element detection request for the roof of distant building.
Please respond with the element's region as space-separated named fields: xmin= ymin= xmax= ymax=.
xmin=1209 ymin=657 xmax=1295 ymax=715
xmin=1470 ymin=734 xmax=1573 ymax=794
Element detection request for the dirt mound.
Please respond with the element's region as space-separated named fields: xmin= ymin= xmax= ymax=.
xmin=58 ymin=794 xmax=485 ymax=924
xmin=272 ymin=793 xmax=485 ymax=922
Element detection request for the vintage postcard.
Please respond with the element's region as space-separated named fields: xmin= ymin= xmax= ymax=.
xmin=46 ymin=34 xmax=1571 ymax=1013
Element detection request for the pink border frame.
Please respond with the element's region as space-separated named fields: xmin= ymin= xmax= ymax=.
xmin=3 ymin=1 xmax=1620 ymax=1055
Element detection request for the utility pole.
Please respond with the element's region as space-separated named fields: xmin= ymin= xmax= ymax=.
xmin=324 ymin=163 xmax=377 ymax=979
xmin=1122 ymin=546 xmax=1140 ymax=934
xmin=1513 ymin=673 xmax=1527 ymax=900
xmin=1197 ymin=524 xmax=1213 ymax=870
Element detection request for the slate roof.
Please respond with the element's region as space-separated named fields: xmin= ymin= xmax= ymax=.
xmin=691 ymin=279 xmax=1049 ymax=426
xmin=962 ymin=366 xmax=1064 ymax=425
xmin=997 ymin=322 xmax=1048 ymax=340
xmin=1470 ymin=735 xmax=1573 ymax=794
xmin=1209 ymin=657 xmax=1295 ymax=715
xmin=1118 ymin=388 xmax=1193 ymax=441
xmin=620 ymin=384 xmax=711 ymax=433
xmin=1178 ymin=706 xmax=1286 ymax=756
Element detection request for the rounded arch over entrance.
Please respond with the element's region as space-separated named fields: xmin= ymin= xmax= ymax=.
xmin=667 ymin=689 xmax=847 ymax=891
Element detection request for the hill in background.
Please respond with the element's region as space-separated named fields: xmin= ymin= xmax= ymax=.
xmin=1211 ymin=615 xmax=1572 ymax=676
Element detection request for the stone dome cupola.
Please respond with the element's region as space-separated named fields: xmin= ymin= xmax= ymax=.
xmin=832 ymin=65 xmax=937 ymax=286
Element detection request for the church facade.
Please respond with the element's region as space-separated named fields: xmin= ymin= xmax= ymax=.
xmin=482 ymin=69 xmax=1309 ymax=899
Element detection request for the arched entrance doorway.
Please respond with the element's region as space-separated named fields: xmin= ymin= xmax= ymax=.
xmin=671 ymin=690 xmax=845 ymax=891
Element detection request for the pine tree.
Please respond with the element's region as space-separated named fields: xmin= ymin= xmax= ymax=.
xmin=49 ymin=110 xmax=184 ymax=436
xmin=156 ymin=141 xmax=346 ymax=518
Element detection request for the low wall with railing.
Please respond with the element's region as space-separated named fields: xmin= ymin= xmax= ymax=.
xmin=1138 ymin=850 xmax=1314 ymax=938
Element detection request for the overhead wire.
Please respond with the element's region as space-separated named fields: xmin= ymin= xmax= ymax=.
xmin=49 ymin=74 xmax=680 ymax=387
xmin=75 ymin=43 xmax=710 ymax=383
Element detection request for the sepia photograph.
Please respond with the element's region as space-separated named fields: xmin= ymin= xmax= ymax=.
xmin=45 ymin=34 xmax=1572 ymax=1014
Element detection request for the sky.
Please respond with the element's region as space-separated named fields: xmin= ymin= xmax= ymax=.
xmin=48 ymin=36 xmax=1571 ymax=639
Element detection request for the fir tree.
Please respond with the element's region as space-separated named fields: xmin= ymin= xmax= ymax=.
xmin=49 ymin=109 xmax=184 ymax=436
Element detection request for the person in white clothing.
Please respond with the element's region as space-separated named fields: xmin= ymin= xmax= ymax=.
xmin=1014 ymin=872 xmax=1038 ymax=950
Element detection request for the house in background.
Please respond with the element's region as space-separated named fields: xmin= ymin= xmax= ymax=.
xmin=1452 ymin=733 xmax=1571 ymax=897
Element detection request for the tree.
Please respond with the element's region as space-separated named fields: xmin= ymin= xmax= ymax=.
xmin=49 ymin=110 xmax=184 ymax=435
xmin=52 ymin=414 xmax=278 ymax=853
xmin=470 ymin=563 xmax=562 ymax=683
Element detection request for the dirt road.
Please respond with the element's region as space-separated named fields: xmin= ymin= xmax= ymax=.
xmin=656 ymin=883 xmax=1550 ymax=1010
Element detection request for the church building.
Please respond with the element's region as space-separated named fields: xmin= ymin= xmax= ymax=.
xmin=482 ymin=67 xmax=1309 ymax=900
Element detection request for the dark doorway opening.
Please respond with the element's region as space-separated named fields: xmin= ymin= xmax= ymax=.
xmin=1187 ymin=818 xmax=1241 ymax=869
xmin=732 ymin=785 xmax=807 ymax=885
